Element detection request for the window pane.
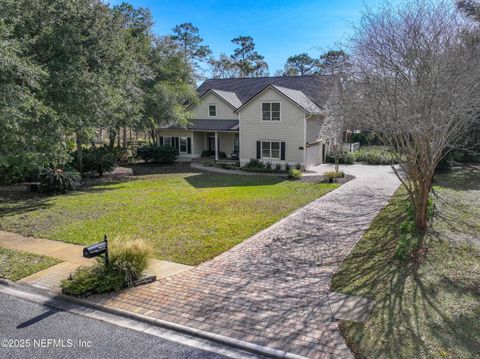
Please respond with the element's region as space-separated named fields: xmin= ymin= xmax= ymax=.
xmin=271 ymin=111 xmax=280 ymax=121
xmin=272 ymin=103 xmax=280 ymax=112
xmin=262 ymin=103 xmax=270 ymax=112
xmin=271 ymin=142 xmax=280 ymax=158
xmin=262 ymin=111 xmax=271 ymax=121
xmin=180 ymin=138 xmax=187 ymax=152
xmin=261 ymin=141 xmax=270 ymax=158
xmin=164 ymin=137 xmax=172 ymax=145
xmin=209 ymin=105 xmax=216 ymax=116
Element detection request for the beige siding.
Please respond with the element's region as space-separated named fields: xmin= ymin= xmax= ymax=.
xmin=306 ymin=115 xmax=326 ymax=143
xmin=218 ymin=132 xmax=236 ymax=155
xmin=193 ymin=132 xmax=204 ymax=156
xmin=238 ymin=87 xmax=306 ymax=166
xmin=190 ymin=92 xmax=238 ymax=120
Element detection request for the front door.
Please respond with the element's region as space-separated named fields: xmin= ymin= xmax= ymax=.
xmin=207 ymin=133 xmax=217 ymax=152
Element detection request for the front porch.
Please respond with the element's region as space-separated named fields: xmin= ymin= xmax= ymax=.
xmin=158 ymin=129 xmax=239 ymax=161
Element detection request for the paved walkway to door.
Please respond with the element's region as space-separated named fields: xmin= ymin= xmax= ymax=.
xmin=93 ymin=164 xmax=400 ymax=358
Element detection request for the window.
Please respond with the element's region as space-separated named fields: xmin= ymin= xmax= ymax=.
xmin=262 ymin=102 xmax=280 ymax=121
xmin=164 ymin=136 xmax=172 ymax=146
xmin=208 ymin=104 xmax=216 ymax=117
xmin=179 ymin=137 xmax=187 ymax=153
xmin=261 ymin=141 xmax=281 ymax=159
xmin=233 ymin=135 xmax=239 ymax=154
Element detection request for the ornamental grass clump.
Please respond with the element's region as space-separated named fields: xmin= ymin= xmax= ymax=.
xmin=323 ymin=170 xmax=345 ymax=183
xmin=61 ymin=238 xmax=152 ymax=297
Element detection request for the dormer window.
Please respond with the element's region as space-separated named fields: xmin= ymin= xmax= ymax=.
xmin=208 ymin=104 xmax=216 ymax=117
xmin=262 ymin=102 xmax=280 ymax=121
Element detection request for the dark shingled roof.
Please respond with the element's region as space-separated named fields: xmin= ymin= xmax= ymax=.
xmin=166 ymin=119 xmax=239 ymax=131
xmin=197 ymin=75 xmax=338 ymax=109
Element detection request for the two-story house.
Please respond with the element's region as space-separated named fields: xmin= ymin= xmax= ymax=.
xmin=157 ymin=75 xmax=339 ymax=169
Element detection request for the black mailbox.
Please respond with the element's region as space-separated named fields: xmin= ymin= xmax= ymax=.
xmin=83 ymin=235 xmax=109 ymax=265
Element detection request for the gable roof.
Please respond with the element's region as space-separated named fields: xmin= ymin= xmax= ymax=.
xmin=210 ymin=89 xmax=242 ymax=109
xmin=191 ymin=88 xmax=242 ymax=110
xmin=197 ymin=75 xmax=338 ymax=111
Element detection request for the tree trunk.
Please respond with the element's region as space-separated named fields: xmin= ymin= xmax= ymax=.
xmin=413 ymin=183 xmax=431 ymax=238
xmin=75 ymin=132 xmax=83 ymax=176
xmin=150 ymin=129 xmax=156 ymax=145
xmin=122 ymin=127 xmax=127 ymax=148
xmin=108 ymin=130 xmax=116 ymax=152
xmin=117 ymin=127 xmax=121 ymax=148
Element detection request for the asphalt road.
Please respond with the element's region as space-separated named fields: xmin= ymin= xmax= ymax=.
xmin=0 ymin=292 xmax=230 ymax=359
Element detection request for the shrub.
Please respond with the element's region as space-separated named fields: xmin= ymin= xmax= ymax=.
xmin=345 ymin=153 xmax=355 ymax=164
xmin=323 ymin=170 xmax=345 ymax=183
xmin=275 ymin=163 xmax=282 ymax=171
xmin=39 ymin=167 xmax=80 ymax=194
xmin=285 ymin=163 xmax=290 ymax=171
xmin=325 ymin=152 xmax=353 ymax=164
xmin=137 ymin=144 xmax=177 ymax=164
xmin=350 ymin=132 xmax=383 ymax=146
xmin=109 ymin=239 xmax=152 ymax=287
xmin=84 ymin=147 xmax=117 ymax=176
xmin=200 ymin=150 xmax=226 ymax=158
xmin=266 ymin=161 xmax=272 ymax=169
xmin=351 ymin=146 xmax=398 ymax=165
xmin=71 ymin=147 xmax=117 ymax=176
xmin=0 ymin=152 xmax=61 ymax=185
xmin=61 ymin=238 xmax=152 ymax=297
xmin=288 ymin=168 xmax=302 ymax=180
xmin=295 ymin=163 xmax=302 ymax=170
xmin=243 ymin=159 xmax=266 ymax=169
xmin=395 ymin=233 xmax=418 ymax=260
xmin=114 ymin=148 xmax=133 ymax=164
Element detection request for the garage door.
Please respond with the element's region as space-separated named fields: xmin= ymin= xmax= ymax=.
xmin=305 ymin=142 xmax=322 ymax=169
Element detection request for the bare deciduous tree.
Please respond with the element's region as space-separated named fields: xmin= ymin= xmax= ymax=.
xmin=339 ymin=0 xmax=480 ymax=239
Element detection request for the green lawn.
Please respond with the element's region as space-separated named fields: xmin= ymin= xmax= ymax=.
xmin=0 ymin=172 xmax=337 ymax=265
xmin=0 ymin=248 xmax=60 ymax=281
xmin=331 ymin=165 xmax=480 ymax=359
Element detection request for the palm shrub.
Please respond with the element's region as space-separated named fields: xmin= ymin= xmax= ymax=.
xmin=61 ymin=238 xmax=152 ymax=297
xmin=39 ymin=167 xmax=80 ymax=194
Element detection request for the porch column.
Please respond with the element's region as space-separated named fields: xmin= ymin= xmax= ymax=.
xmin=215 ymin=132 xmax=219 ymax=161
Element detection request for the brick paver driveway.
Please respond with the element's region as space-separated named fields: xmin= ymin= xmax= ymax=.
xmin=96 ymin=164 xmax=400 ymax=358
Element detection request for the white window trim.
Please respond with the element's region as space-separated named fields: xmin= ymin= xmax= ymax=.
xmin=208 ymin=104 xmax=217 ymax=118
xmin=260 ymin=140 xmax=281 ymax=160
xmin=179 ymin=137 xmax=188 ymax=153
xmin=260 ymin=101 xmax=281 ymax=122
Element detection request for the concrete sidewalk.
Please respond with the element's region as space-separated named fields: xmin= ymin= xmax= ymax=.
xmin=0 ymin=231 xmax=191 ymax=292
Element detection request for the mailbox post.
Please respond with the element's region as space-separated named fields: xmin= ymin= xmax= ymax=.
xmin=83 ymin=235 xmax=109 ymax=266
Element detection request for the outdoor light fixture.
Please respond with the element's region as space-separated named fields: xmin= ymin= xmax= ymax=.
xmin=83 ymin=235 xmax=109 ymax=266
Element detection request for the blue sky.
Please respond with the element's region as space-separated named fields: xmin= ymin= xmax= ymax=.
xmin=109 ymin=0 xmax=387 ymax=73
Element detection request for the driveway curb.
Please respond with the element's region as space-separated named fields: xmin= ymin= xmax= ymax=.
xmin=0 ymin=279 xmax=306 ymax=359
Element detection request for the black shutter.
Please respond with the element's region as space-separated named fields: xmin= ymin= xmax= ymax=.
xmin=280 ymin=142 xmax=286 ymax=160
xmin=174 ymin=137 xmax=179 ymax=149
xmin=159 ymin=136 xmax=164 ymax=146
xmin=187 ymin=137 xmax=191 ymax=154
xmin=256 ymin=141 xmax=261 ymax=159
